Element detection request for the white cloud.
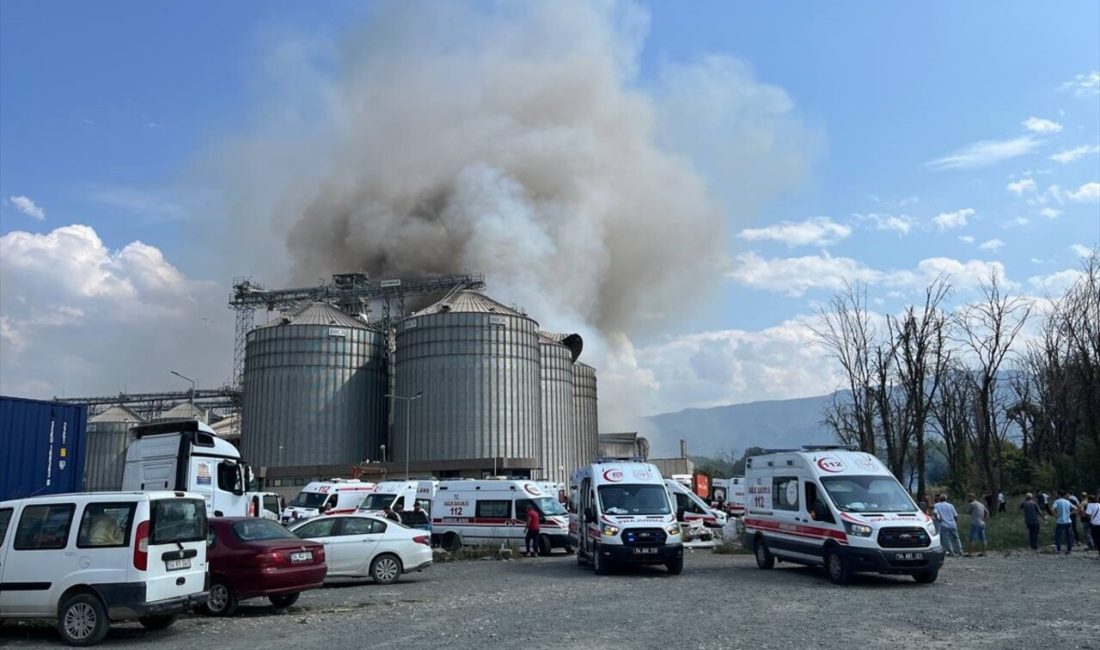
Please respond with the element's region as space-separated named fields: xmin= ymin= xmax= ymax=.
xmin=934 ymin=208 xmax=975 ymax=230
xmin=884 ymin=257 xmax=1013 ymax=292
xmin=958 ymin=235 xmax=975 ymax=244
xmin=925 ymin=136 xmax=1040 ymax=170
xmin=1028 ymin=269 xmax=1084 ymax=294
xmin=1049 ymin=144 xmax=1100 ymax=164
xmin=1039 ymin=207 xmax=1061 ymax=219
xmin=978 ymin=238 xmax=1004 ymax=251
xmin=1006 ymin=178 xmax=1037 ymax=195
xmin=737 ymin=216 xmax=851 ymax=247
xmin=8 ymin=195 xmax=45 ymax=220
xmin=1061 ymin=71 xmax=1100 ymax=97
xmin=1065 ymin=182 xmax=1100 ymax=202
xmin=856 ymin=212 xmax=912 ymax=235
xmin=1021 ymin=117 xmax=1062 ymax=133
xmin=0 ymin=224 xmax=228 ymax=398
xmin=1070 ymin=244 xmax=1093 ymax=258
xmin=1006 ymin=216 xmax=1030 ymax=227
xmin=727 ymin=251 xmax=879 ymax=296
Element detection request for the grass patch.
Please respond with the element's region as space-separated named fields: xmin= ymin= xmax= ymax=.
xmin=432 ymin=543 xmax=524 ymax=562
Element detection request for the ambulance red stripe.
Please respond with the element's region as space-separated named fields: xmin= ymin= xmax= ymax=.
xmin=743 ymin=517 xmax=848 ymax=544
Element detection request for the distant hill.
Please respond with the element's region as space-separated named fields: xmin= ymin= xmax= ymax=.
xmin=641 ymin=393 xmax=837 ymax=458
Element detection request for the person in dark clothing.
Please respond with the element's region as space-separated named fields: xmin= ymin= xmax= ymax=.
xmin=523 ymin=504 xmax=541 ymax=557
xmin=382 ymin=505 xmax=401 ymax=523
xmin=1019 ymin=493 xmax=1044 ymax=552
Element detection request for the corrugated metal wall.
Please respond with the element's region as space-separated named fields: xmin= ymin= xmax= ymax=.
xmin=394 ymin=311 xmax=542 ymax=465
xmin=84 ymin=420 xmax=132 ymax=491
xmin=241 ymin=321 xmax=386 ymax=469
xmin=0 ymin=396 xmax=87 ymax=501
xmin=539 ymin=339 xmax=575 ymax=483
xmin=573 ymin=362 xmax=599 ymax=468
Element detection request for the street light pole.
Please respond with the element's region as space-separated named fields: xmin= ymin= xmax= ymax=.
xmin=169 ymin=370 xmax=196 ymax=414
xmin=385 ymin=391 xmax=422 ymax=480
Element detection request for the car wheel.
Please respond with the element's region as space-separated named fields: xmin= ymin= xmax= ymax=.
xmin=269 ymin=593 xmax=300 ymax=609
xmin=370 ymin=554 xmax=403 ymax=585
xmin=754 ymin=537 xmax=775 ymax=570
xmin=137 ymin=614 xmax=177 ymax=630
xmin=666 ymin=557 xmax=684 ymax=575
xmin=57 ymin=593 xmax=109 ymax=647
xmin=537 ymin=535 xmax=553 ymax=557
xmin=203 ymin=580 xmax=238 ymax=617
xmin=593 ymin=544 xmax=611 ymax=575
xmin=913 ymin=571 xmax=938 ymax=584
xmin=825 ymin=547 xmax=852 ymax=585
xmin=442 ymin=532 xmax=462 ymax=552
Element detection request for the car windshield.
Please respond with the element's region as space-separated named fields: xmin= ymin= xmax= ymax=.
xmin=289 ymin=492 xmax=328 ymax=509
xmin=821 ymin=476 xmax=916 ymax=513
xmin=533 ymin=497 xmax=567 ymax=516
xmin=598 ymin=485 xmax=671 ymax=516
xmin=232 ymin=519 xmax=295 ymax=541
xmin=358 ymin=494 xmax=396 ymax=510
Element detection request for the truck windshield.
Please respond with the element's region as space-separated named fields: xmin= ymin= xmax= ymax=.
xmin=150 ymin=498 xmax=207 ymax=545
xmin=358 ymin=494 xmax=396 ymax=510
xmin=289 ymin=492 xmax=328 ymax=509
xmin=598 ymin=485 xmax=671 ymax=516
xmin=534 ymin=497 xmax=567 ymax=516
xmin=821 ymin=476 xmax=916 ymax=513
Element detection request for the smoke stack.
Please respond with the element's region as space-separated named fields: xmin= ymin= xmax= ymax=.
xmin=679 ymin=439 xmax=687 ymax=459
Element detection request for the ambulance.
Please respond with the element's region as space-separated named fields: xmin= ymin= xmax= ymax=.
xmin=430 ymin=479 xmax=570 ymax=555
xmin=666 ymin=479 xmax=727 ymax=528
xmin=743 ymin=447 xmax=943 ymax=585
xmin=357 ymin=480 xmax=437 ymax=527
xmin=711 ymin=477 xmax=747 ymax=516
xmin=569 ymin=459 xmax=684 ymax=575
xmin=280 ymin=478 xmax=376 ymax=523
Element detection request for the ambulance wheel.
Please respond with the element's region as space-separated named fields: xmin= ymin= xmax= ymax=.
xmin=666 ymin=557 xmax=684 ymax=575
xmin=913 ymin=570 xmax=938 ymax=584
xmin=825 ymin=547 xmax=852 ymax=585
xmin=593 ymin=545 xmax=611 ymax=575
xmin=753 ymin=537 xmax=775 ymax=569
xmin=537 ymin=535 xmax=553 ymax=557
xmin=442 ymin=532 xmax=462 ymax=552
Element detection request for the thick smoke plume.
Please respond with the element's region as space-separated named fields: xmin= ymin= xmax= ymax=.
xmin=225 ymin=0 xmax=814 ymax=335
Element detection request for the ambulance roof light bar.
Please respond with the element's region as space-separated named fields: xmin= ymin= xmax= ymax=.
xmin=801 ymin=445 xmax=859 ymax=452
xmin=593 ymin=456 xmax=646 ymax=464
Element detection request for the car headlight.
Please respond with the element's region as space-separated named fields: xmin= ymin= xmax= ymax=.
xmin=666 ymin=523 xmax=681 ymax=536
xmin=601 ymin=524 xmax=619 ymax=537
xmin=843 ymin=521 xmax=873 ymax=537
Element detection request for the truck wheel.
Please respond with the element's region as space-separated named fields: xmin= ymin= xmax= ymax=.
xmin=269 ymin=593 xmax=300 ymax=609
xmin=203 ymin=580 xmax=239 ymax=616
xmin=754 ymin=537 xmax=775 ymax=569
xmin=442 ymin=532 xmax=462 ymax=552
xmin=57 ymin=593 xmax=109 ymax=646
xmin=593 ymin=545 xmax=611 ymax=575
xmin=913 ymin=571 xmax=938 ymax=584
xmin=138 ymin=614 xmax=177 ymax=630
xmin=825 ymin=547 xmax=853 ymax=585
xmin=666 ymin=557 xmax=684 ymax=575
xmin=370 ymin=554 xmax=403 ymax=585
xmin=538 ymin=535 xmax=553 ymax=557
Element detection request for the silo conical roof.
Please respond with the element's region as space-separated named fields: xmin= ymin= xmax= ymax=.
xmin=288 ymin=302 xmax=367 ymax=328
xmin=412 ymin=290 xmax=527 ymax=318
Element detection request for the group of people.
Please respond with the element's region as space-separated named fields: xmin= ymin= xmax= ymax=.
xmin=380 ymin=502 xmax=430 ymax=526
xmin=920 ymin=489 xmax=1100 ymax=556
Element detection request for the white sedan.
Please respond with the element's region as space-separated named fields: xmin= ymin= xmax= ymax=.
xmin=288 ymin=513 xmax=432 ymax=584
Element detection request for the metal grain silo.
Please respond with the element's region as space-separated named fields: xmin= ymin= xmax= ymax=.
xmin=84 ymin=405 xmax=143 ymax=491
xmin=539 ymin=332 xmax=582 ymax=483
xmin=241 ymin=303 xmax=385 ymax=470
xmin=394 ymin=291 xmax=541 ymax=473
xmin=573 ymin=362 xmax=599 ymax=468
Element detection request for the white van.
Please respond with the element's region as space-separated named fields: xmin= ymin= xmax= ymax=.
xmin=246 ymin=491 xmax=284 ymax=522
xmin=569 ymin=459 xmax=684 ymax=575
xmin=710 ymin=477 xmax=746 ymax=517
xmin=281 ymin=479 xmax=376 ymax=523
xmin=743 ymin=447 xmax=943 ymax=584
xmin=431 ymin=480 xmax=570 ymax=555
xmin=0 ymin=491 xmax=209 ymax=646
xmin=666 ymin=479 xmax=727 ymax=528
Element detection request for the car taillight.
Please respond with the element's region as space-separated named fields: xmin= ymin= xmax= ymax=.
xmin=255 ymin=551 xmax=283 ymax=567
xmin=133 ymin=520 xmax=149 ymax=571
xmin=413 ymin=535 xmax=429 ymax=546
xmin=315 ymin=546 xmax=325 ymax=562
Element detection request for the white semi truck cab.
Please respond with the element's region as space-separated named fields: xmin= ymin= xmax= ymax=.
xmin=122 ymin=419 xmax=253 ymax=518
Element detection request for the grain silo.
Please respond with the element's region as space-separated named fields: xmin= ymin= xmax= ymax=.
xmin=84 ymin=405 xmax=143 ymax=491
xmin=241 ymin=302 xmax=386 ymax=472
xmin=539 ymin=332 xmax=582 ymax=483
xmin=394 ymin=290 xmax=541 ymax=477
xmin=573 ymin=362 xmax=599 ymax=467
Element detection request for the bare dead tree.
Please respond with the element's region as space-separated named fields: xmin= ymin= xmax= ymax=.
xmin=931 ymin=365 xmax=974 ymax=496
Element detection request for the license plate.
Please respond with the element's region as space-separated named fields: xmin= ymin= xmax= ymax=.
xmin=633 ymin=547 xmax=657 ymax=555
xmin=894 ymin=552 xmax=923 ymax=561
xmin=166 ymin=558 xmax=191 ymax=571
xmin=290 ymin=551 xmax=313 ymax=563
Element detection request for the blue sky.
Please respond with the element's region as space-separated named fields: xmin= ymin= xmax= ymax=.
xmin=1 ymin=1 xmax=1097 ymax=420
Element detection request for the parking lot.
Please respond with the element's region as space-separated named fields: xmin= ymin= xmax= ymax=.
xmin=2 ymin=549 xmax=1098 ymax=649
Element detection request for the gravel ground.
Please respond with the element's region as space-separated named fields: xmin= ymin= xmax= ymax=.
xmin=3 ymin=548 xmax=1099 ymax=649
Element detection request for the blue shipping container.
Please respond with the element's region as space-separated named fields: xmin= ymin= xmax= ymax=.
xmin=0 ymin=395 xmax=88 ymax=501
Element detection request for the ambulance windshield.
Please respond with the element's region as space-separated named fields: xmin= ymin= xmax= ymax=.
xmin=533 ymin=497 xmax=567 ymax=516
xmin=598 ymin=485 xmax=672 ymax=516
xmin=821 ymin=476 xmax=916 ymax=513
xmin=289 ymin=491 xmax=328 ymax=509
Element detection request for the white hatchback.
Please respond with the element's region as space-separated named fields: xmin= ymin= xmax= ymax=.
xmin=288 ymin=513 xmax=432 ymax=585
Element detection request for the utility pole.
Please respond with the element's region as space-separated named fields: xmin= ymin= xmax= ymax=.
xmin=385 ymin=391 xmax=422 ymax=479
xmin=169 ymin=370 xmax=196 ymax=414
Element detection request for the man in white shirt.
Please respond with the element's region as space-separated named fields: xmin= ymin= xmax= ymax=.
xmin=933 ymin=494 xmax=962 ymax=556
xmin=1084 ymin=494 xmax=1100 ymax=554
xmin=997 ymin=491 xmax=1006 ymax=514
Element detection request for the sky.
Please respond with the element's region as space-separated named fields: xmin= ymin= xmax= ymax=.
xmin=1 ymin=1 xmax=1098 ymax=429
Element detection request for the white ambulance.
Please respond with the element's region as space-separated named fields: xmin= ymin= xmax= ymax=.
xmin=430 ymin=479 xmax=570 ymax=555
xmin=569 ymin=459 xmax=684 ymax=575
xmin=666 ymin=479 xmax=726 ymax=528
xmin=743 ymin=447 xmax=943 ymax=584
xmin=711 ymin=477 xmax=747 ymax=517
xmin=356 ymin=480 xmax=436 ymax=526
xmin=280 ymin=478 xmax=376 ymax=523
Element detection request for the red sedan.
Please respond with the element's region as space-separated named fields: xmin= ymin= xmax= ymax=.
xmin=202 ymin=517 xmax=327 ymax=616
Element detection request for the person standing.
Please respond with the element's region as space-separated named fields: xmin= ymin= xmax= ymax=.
xmin=523 ymin=503 xmax=541 ymax=557
xmin=1083 ymin=494 xmax=1099 ymax=554
xmin=1066 ymin=492 xmax=1081 ymax=544
xmin=1019 ymin=493 xmax=1044 ymax=552
xmin=934 ymin=494 xmax=963 ymax=557
xmin=1051 ymin=490 xmax=1076 ymax=554
xmin=381 ymin=505 xmax=401 ymax=523
xmin=997 ymin=491 xmax=1006 ymax=515
xmin=965 ymin=493 xmax=988 ymax=556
